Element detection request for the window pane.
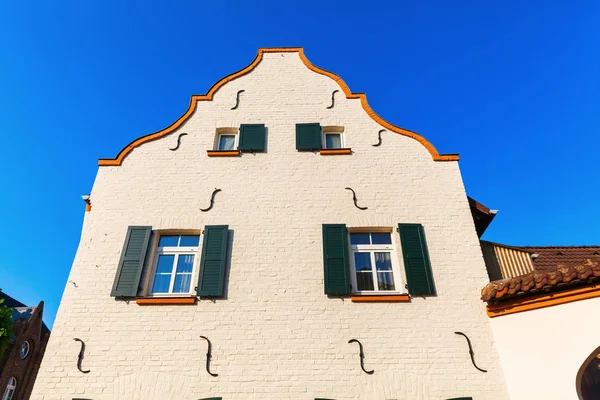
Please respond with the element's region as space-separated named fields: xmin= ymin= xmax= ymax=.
xmin=173 ymin=273 xmax=192 ymax=293
xmin=179 ymin=235 xmax=200 ymax=247
xmin=325 ymin=133 xmax=342 ymax=149
xmin=377 ymin=272 xmax=396 ymax=291
xmin=158 ymin=236 xmax=179 ymax=247
xmin=350 ymin=233 xmax=370 ymax=245
xmin=356 ymin=272 xmax=375 ymax=291
xmin=218 ymin=134 xmax=236 ymax=150
xmin=152 ymin=273 xmax=171 ymax=293
xmin=155 ymin=255 xmax=175 ymax=274
xmin=374 ymin=252 xmax=392 ymax=271
xmin=353 ymin=252 xmax=372 ymax=272
xmin=176 ymin=255 xmax=194 ymax=273
xmin=371 ymin=232 xmax=392 ymax=245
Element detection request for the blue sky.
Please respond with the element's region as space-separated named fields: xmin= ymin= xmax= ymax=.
xmin=0 ymin=1 xmax=598 ymax=328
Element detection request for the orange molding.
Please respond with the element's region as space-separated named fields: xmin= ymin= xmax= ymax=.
xmin=85 ymin=203 xmax=91 ymax=212
xmin=136 ymin=297 xmax=196 ymax=305
xmin=98 ymin=48 xmax=459 ymax=166
xmin=206 ymin=150 xmax=241 ymax=157
xmin=351 ymin=294 xmax=410 ymax=302
xmin=486 ymin=284 xmax=600 ymax=318
xmin=320 ymin=148 xmax=352 ymax=155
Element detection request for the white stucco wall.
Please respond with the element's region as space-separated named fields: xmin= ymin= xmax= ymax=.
xmin=491 ymin=297 xmax=600 ymax=400
xmin=32 ymin=51 xmax=508 ymax=399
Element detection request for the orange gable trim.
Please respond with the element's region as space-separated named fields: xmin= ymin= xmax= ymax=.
xmin=98 ymin=48 xmax=459 ymax=166
xmin=486 ymin=283 xmax=600 ymax=318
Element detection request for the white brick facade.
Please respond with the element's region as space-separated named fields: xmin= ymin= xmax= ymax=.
xmin=32 ymin=49 xmax=508 ymax=399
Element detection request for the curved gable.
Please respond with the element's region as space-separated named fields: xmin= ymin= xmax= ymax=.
xmin=98 ymin=47 xmax=458 ymax=166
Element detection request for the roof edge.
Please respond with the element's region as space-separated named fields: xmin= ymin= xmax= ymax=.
xmin=99 ymin=48 xmax=459 ymax=166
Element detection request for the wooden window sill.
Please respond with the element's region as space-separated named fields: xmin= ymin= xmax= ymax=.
xmin=207 ymin=150 xmax=240 ymax=157
xmin=351 ymin=294 xmax=410 ymax=302
xmin=136 ymin=297 xmax=196 ymax=305
xmin=320 ymin=148 xmax=351 ymax=155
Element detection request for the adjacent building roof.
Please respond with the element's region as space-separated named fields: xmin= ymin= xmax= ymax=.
xmin=468 ymin=197 xmax=497 ymax=238
xmin=0 ymin=290 xmax=50 ymax=333
xmin=520 ymin=246 xmax=600 ymax=273
xmin=0 ymin=290 xmax=26 ymax=309
xmin=481 ymin=245 xmax=600 ymax=303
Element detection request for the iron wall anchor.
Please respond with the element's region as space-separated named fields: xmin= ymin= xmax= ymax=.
xmin=200 ymin=188 xmax=222 ymax=212
xmin=348 ymin=339 xmax=374 ymax=374
xmin=372 ymin=129 xmax=386 ymax=147
xmin=200 ymin=335 xmax=218 ymax=377
xmin=327 ymin=90 xmax=339 ymax=109
xmin=73 ymin=338 xmax=90 ymax=374
xmin=454 ymin=331 xmax=487 ymax=373
xmin=231 ymin=90 xmax=245 ymax=110
xmin=169 ymin=133 xmax=188 ymax=151
xmin=345 ymin=187 xmax=368 ymax=210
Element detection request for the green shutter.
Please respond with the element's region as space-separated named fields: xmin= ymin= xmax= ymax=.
xmin=238 ymin=124 xmax=266 ymax=151
xmin=197 ymin=225 xmax=229 ymax=297
xmin=322 ymin=224 xmax=351 ymax=295
xmin=110 ymin=226 xmax=152 ymax=297
xmin=398 ymin=223 xmax=436 ymax=295
xmin=296 ymin=123 xmax=321 ymax=150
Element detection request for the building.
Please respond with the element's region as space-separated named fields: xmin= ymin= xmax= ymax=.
xmin=479 ymin=225 xmax=600 ymax=399
xmin=0 ymin=291 xmax=50 ymax=400
xmin=31 ymin=48 xmax=508 ymax=399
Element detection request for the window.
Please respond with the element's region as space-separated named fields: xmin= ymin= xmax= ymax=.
xmin=349 ymin=232 xmax=401 ymax=293
xmin=324 ymin=132 xmax=342 ymax=149
xmin=2 ymin=378 xmax=16 ymax=400
xmin=19 ymin=342 xmax=30 ymax=359
xmin=217 ymin=134 xmax=237 ymax=151
xmin=150 ymin=234 xmax=200 ymax=295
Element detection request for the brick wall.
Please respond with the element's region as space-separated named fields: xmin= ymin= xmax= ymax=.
xmin=32 ymin=51 xmax=508 ymax=400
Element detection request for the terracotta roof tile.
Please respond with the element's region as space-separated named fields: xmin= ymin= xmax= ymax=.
xmin=481 ymin=259 xmax=600 ymax=302
xmin=518 ymin=246 xmax=600 ymax=273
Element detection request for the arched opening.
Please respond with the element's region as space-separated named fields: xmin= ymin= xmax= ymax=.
xmin=1 ymin=377 xmax=17 ymax=400
xmin=577 ymin=346 xmax=600 ymax=399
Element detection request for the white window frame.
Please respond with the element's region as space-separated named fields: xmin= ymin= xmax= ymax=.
xmin=348 ymin=231 xmax=403 ymax=295
xmin=149 ymin=234 xmax=201 ymax=297
xmin=322 ymin=131 xmax=344 ymax=149
xmin=216 ymin=128 xmax=239 ymax=151
xmin=2 ymin=377 xmax=16 ymax=400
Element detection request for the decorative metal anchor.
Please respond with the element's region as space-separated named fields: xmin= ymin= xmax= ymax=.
xmin=200 ymin=188 xmax=222 ymax=212
xmin=199 ymin=336 xmax=218 ymax=377
xmin=372 ymin=129 xmax=386 ymax=147
xmin=345 ymin=187 xmax=368 ymax=210
xmin=231 ymin=90 xmax=245 ymax=110
xmin=169 ymin=133 xmax=188 ymax=151
xmin=73 ymin=338 xmax=90 ymax=374
xmin=454 ymin=332 xmax=487 ymax=373
xmin=68 ymin=280 xmax=78 ymax=288
xmin=348 ymin=339 xmax=374 ymax=375
xmin=327 ymin=90 xmax=339 ymax=109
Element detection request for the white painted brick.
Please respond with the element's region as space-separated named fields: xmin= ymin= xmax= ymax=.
xmin=32 ymin=52 xmax=508 ymax=400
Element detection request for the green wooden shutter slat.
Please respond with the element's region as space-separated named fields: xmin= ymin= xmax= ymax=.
xmin=197 ymin=225 xmax=229 ymax=297
xmin=322 ymin=224 xmax=351 ymax=295
xmin=296 ymin=123 xmax=321 ymax=150
xmin=238 ymin=124 xmax=266 ymax=151
xmin=398 ymin=223 xmax=435 ymax=295
xmin=110 ymin=226 xmax=152 ymax=297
